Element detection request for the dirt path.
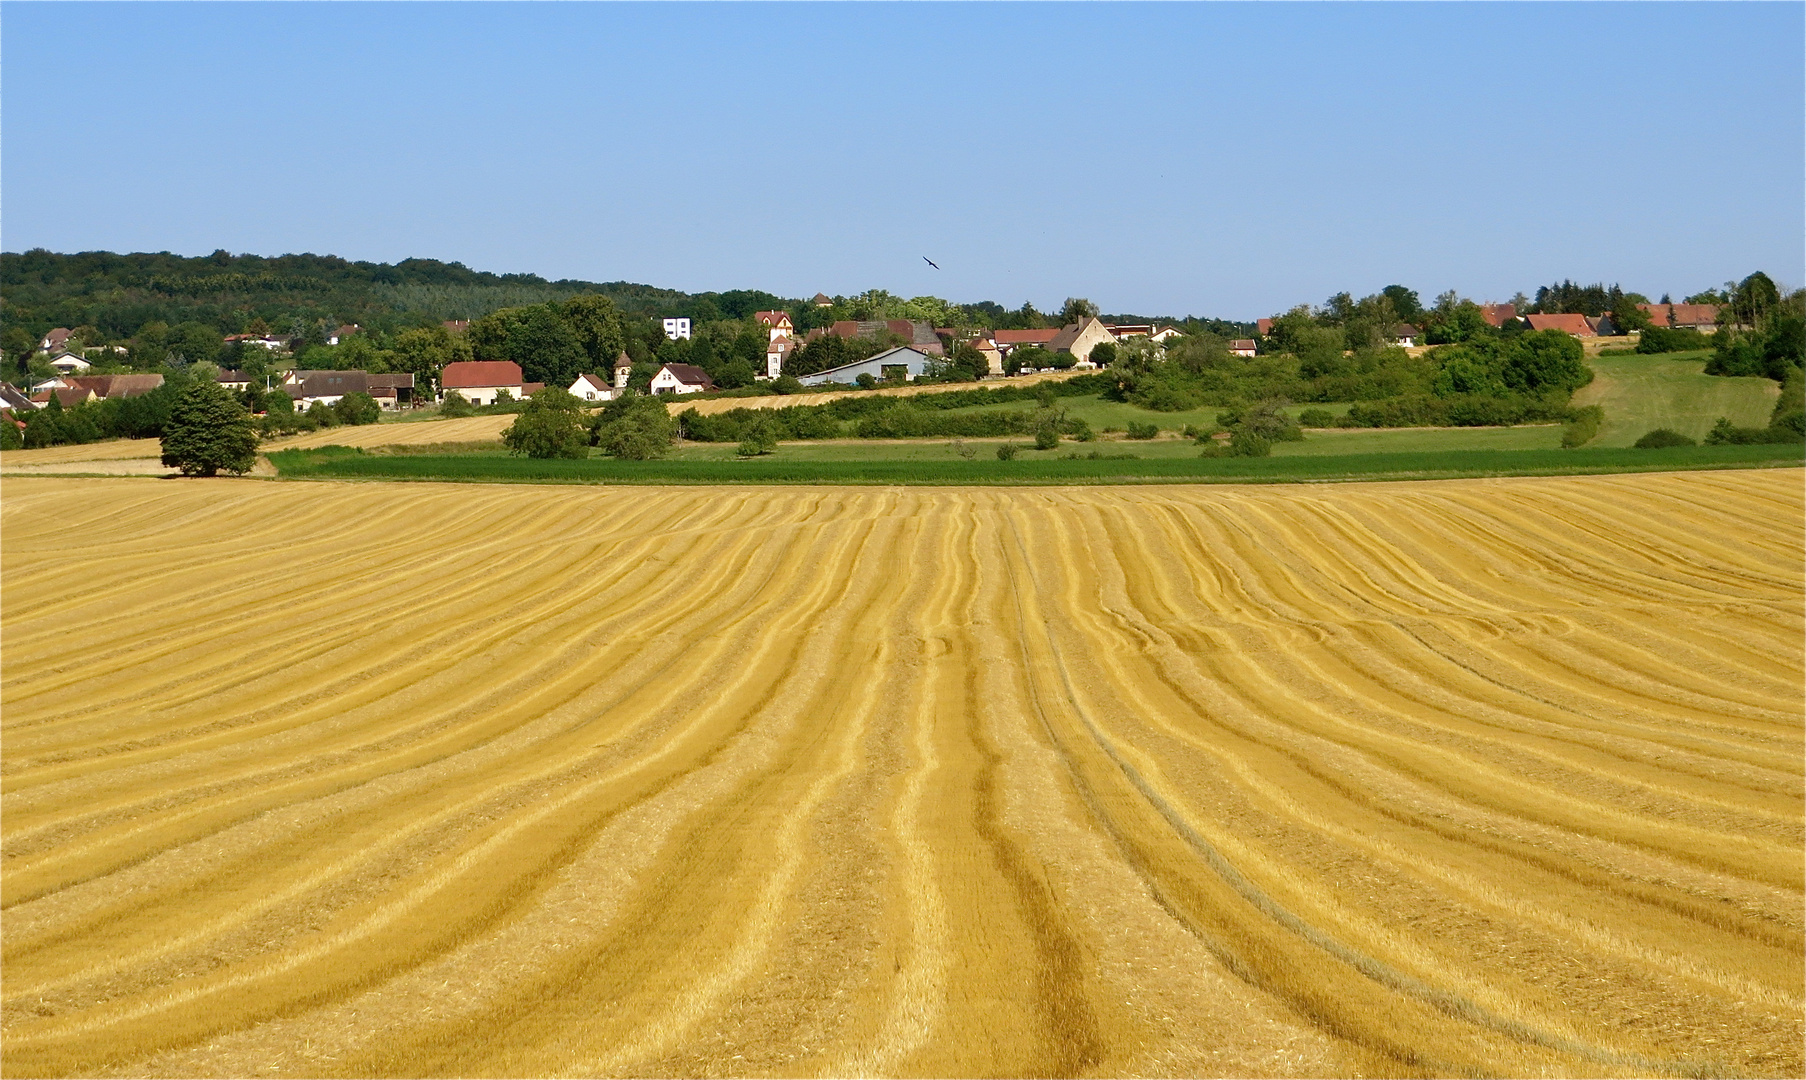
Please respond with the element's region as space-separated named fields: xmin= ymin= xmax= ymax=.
xmin=2 ymin=473 xmax=1799 ymax=1077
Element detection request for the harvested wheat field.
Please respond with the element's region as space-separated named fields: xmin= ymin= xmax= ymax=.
xmin=2 ymin=471 xmax=1801 ymax=1078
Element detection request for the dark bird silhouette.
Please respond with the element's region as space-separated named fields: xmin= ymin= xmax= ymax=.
xmin=923 ymin=256 xmax=940 ymax=270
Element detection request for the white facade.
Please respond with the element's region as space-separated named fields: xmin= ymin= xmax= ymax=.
xmin=765 ymin=337 xmax=794 ymax=380
xmin=445 ymin=383 xmax=521 ymax=407
xmin=649 ymin=366 xmax=709 ymax=394
xmin=47 ymin=351 xmax=91 ymax=374
xmin=569 ymin=374 xmax=617 ymax=402
xmin=662 ymin=318 xmax=692 ymax=341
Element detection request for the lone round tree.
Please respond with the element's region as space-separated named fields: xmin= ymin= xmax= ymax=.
xmin=160 ymin=381 xmax=259 ymax=476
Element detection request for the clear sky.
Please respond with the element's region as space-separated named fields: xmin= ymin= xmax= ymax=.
xmin=3 ymin=2 xmax=1800 ymax=319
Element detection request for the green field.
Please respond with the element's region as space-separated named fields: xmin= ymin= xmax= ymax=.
xmin=1573 ymin=353 xmax=1779 ymax=446
xmin=269 ymin=443 xmax=1802 ymax=486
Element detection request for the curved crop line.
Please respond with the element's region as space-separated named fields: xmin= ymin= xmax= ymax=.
xmin=996 ymin=512 xmax=1718 ymax=1077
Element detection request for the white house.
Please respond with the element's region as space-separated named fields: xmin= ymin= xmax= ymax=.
xmin=661 ymin=318 xmax=692 ymax=341
xmin=570 ymin=373 xmax=617 ymax=402
xmin=649 ymin=363 xmax=715 ymax=395
xmin=798 ymin=346 xmax=936 ymax=387
xmin=46 ymin=351 xmax=92 ymax=374
xmin=1391 ymin=324 xmax=1421 ymax=348
xmin=1228 ymin=339 xmax=1257 ymax=357
xmin=326 ymin=324 xmax=361 ymax=346
xmin=765 ymin=335 xmax=796 ymax=380
xmin=440 ymin=360 xmax=525 ymax=406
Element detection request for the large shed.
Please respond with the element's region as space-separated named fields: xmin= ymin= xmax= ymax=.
xmin=798 ymin=346 xmax=937 ymax=387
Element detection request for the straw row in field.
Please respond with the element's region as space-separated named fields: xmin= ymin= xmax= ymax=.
xmin=2 ymin=472 xmax=1800 ymax=1077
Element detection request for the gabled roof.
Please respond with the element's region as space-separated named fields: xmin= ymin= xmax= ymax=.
xmin=1393 ymin=324 xmax=1421 ymax=338
xmin=441 ymin=360 xmax=524 ymax=388
xmin=657 ymin=363 xmax=714 ymax=386
xmin=287 ymin=370 xmax=371 ymax=400
xmin=0 ymin=382 xmax=37 ymax=410
xmin=42 ymin=328 xmax=72 ymax=349
xmin=753 ymin=310 xmax=792 ymax=326
xmin=33 ymin=386 xmax=96 ymax=407
xmin=992 ymin=328 xmax=1060 ymax=346
xmin=1638 ymin=302 xmax=1719 ymax=328
xmin=574 ymin=373 xmax=612 ymax=391
xmin=767 ymin=335 xmax=795 ymax=351
xmin=365 ymin=373 xmax=415 ymax=390
xmin=1229 ymin=339 xmax=1257 ymax=350
xmin=615 ymin=350 xmax=634 ymax=370
xmin=65 ymin=373 xmax=166 ymax=399
xmin=216 ymin=368 xmax=250 ymax=383
xmin=1256 ymin=318 xmax=1274 ymax=336
xmin=1523 ymin=313 xmax=1596 ymax=337
xmin=812 ymin=292 xmax=833 ymax=305
xmin=1479 ymin=303 xmax=1517 ymax=327
xmin=521 ymin=382 xmax=546 ymax=397
xmin=47 ymin=350 xmax=91 ymax=368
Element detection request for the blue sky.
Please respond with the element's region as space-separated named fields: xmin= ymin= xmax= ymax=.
xmin=3 ymin=2 xmax=1800 ymax=319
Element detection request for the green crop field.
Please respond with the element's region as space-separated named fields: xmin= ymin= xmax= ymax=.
xmin=1573 ymin=352 xmax=1779 ymax=446
xmin=270 ymin=443 xmax=1802 ymax=486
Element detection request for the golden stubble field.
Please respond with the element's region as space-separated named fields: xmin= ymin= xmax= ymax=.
xmin=2 ymin=471 xmax=1801 ymax=1078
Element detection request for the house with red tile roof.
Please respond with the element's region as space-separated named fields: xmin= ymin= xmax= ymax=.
xmin=1479 ymin=304 xmax=1518 ymax=328
xmin=38 ymin=328 xmax=72 ymax=353
xmin=1636 ymin=303 xmax=1721 ymax=331
xmin=1229 ymin=339 xmax=1257 ymax=357
xmin=1524 ymin=313 xmax=1597 ymax=337
xmin=440 ymin=360 xmax=525 ymax=406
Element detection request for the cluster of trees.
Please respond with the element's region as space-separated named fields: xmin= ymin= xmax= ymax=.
xmin=499 ymin=387 xmax=681 ymax=460
xmin=1702 ymin=274 xmax=1802 ymax=382
xmin=1104 ymin=314 xmax=1588 ymax=429
xmin=675 ymin=376 xmax=1112 ymax=444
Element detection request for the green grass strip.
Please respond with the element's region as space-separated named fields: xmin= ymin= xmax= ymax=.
xmin=268 ymin=444 xmax=1803 ymax=486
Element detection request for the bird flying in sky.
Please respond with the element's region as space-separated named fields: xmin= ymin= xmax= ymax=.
xmin=923 ymin=256 xmax=940 ymax=270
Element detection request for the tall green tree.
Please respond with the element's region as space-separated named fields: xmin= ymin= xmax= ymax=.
xmin=160 ymin=381 xmax=259 ymax=476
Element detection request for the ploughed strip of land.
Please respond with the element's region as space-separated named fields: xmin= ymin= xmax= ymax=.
xmin=2 ymin=472 xmax=1800 ymax=1077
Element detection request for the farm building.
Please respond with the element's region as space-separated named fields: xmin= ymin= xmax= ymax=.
xmin=798 ymin=345 xmax=937 ymax=387
xmin=440 ymin=360 xmax=525 ymax=406
xmin=1523 ymin=313 xmax=1598 ymax=338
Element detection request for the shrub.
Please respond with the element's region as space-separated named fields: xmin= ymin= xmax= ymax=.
xmin=771 ymin=374 xmax=804 ymax=395
xmin=0 ymin=419 xmax=22 ymax=450
xmin=855 ymin=373 xmax=877 ymax=390
xmin=1704 ymin=417 xmax=1802 ymax=445
xmin=1297 ymin=408 xmax=1336 ymax=427
xmin=995 ymin=442 xmax=1019 ymax=460
xmin=1034 ymin=427 xmax=1059 ymax=450
xmin=502 ymin=387 xmax=589 ymax=459
xmin=160 ymin=381 xmax=259 ymax=476
xmin=1228 ymin=429 xmax=1272 ymax=457
xmin=1561 ymin=405 xmax=1603 ymax=449
xmin=335 ymin=391 xmax=382 ymax=426
xmin=439 ymin=391 xmax=476 ymax=417
xmin=591 ymin=392 xmax=676 ymax=459
xmin=1634 ymin=428 xmax=1696 ymax=448
xmin=1089 ymin=341 xmax=1118 ymax=367
xmin=1125 ymin=421 xmax=1159 ymax=440
xmin=1636 ymin=327 xmax=1708 ymax=354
